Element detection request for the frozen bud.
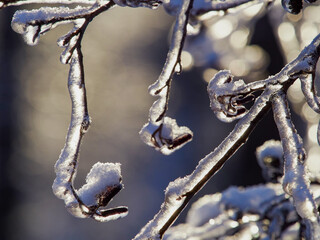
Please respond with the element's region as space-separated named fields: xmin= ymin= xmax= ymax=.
xmin=76 ymin=162 xmax=128 ymax=222
xmin=140 ymin=117 xmax=193 ymax=155
xmin=77 ymin=162 xmax=123 ymax=207
xmin=207 ymin=70 xmax=255 ymax=122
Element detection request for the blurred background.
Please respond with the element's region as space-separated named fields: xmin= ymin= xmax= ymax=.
xmin=0 ymin=1 xmax=319 ymax=239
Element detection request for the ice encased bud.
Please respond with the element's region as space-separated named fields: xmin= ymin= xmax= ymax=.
xmin=207 ymin=70 xmax=253 ymax=122
xmin=77 ymin=162 xmax=123 ymax=207
xmin=140 ymin=117 xmax=193 ymax=155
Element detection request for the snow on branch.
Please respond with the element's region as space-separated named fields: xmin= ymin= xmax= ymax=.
xmin=134 ymin=34 xmax=320 ymax=239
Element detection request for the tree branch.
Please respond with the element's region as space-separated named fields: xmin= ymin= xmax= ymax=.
xmin=272 ymin=91 xmax=320 ymax=239
xmin=134 ymin=33 xmax=320 ymax=240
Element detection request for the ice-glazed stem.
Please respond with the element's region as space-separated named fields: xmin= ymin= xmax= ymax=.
xmin=52 ymin=47 xmax=92 ymax=217
xmin=139 ymin=0 xmax=194 ymax=155
xmin=52 ymin=47 xmax=127 ymax=222
xmin=272 ymin=91 xmax=320 ymax=239
xmin=149 ymin=0 xmax=193 ymax=97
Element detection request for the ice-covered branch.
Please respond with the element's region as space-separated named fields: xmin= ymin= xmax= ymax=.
xmin=52 ymin=47 xmax=128 ymax=222
xmin=0 ymin=0 xmax=95 ymax=8
xmin=272 ymin=91 xmax=320 ymax=239
xmin=139 ymin=0 xmax=194 ymax=155
xmin=11 ymin=1 xmax=115 ymax=47
xmin=164 ymin=182 xmax=320 ymax=239
xmin=11 ymin=1 xmax=115 ymax=64
xmin=134 ymin=34 xmax=320 ymax=239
